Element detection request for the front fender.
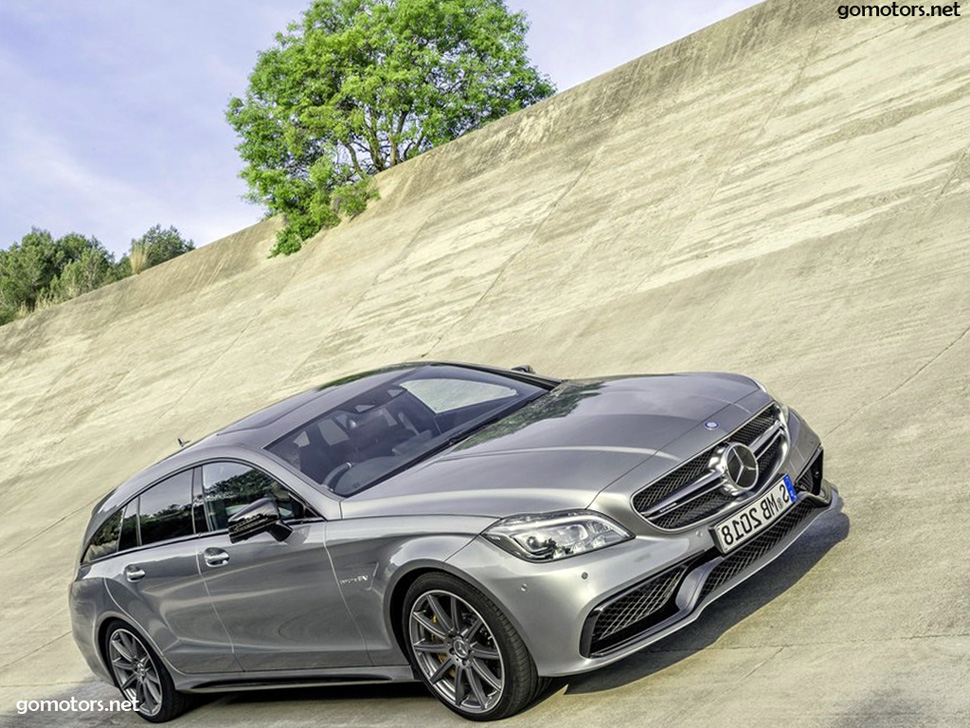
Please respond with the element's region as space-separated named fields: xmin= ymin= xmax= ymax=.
xmin=324 ymin=515 xmax=496 ymax=665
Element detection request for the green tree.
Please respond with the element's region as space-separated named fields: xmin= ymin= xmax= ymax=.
xmin=126 ymin=224 xmax=195 ymax=269
xmin=0 ymin=229 xmax=118 ymax=324
xmin=49 ymin=242 xmax=119 ymax=301
xmin=227 ymin=0 xmax=555 ymax=255
xmin=0 ymin=223 xmax=194 ymax=326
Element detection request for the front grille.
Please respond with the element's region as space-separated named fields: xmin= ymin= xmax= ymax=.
xmin=757 ymin=436 xmax=782 ymax=475
xmin=651 ymin=489 xmax=727 ymax=529
xmin=585 ymin=563 xmax=690 ymax=655
xmin=634 ymin=404 xmax=786 ymax=530
xmin=650 ymin=439 xmax=785 ymax=529
xmin=698 ymin=500 xmax=815 ymax=601
xmin=631 ymin=451 xmax=711 ymax=512
xmin=732 ymin=409 xmax=778 ymax=447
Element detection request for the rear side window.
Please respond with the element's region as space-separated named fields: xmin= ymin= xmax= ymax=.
xmin=81 ymin=509 xmax=123 ymax=564
xmin=139 ymin=470 xmax=194 ymax=546
xmin=201 ymin=462 xmax=306 ymax=531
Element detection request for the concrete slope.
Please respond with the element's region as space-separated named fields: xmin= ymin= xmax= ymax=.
xmin=3 ymin=0 xmax=970 ymax=725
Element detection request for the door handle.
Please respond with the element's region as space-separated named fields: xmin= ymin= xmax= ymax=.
xmin=124 ymin=565 xmax=146 ymax=582
xmin=203 ymin=548 xmax=230 ymax=567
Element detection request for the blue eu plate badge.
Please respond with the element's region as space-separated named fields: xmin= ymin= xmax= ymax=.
xmin=783 ymin=474 xmax=797 ymax=502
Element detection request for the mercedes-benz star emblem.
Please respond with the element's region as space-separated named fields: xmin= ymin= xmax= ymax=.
xmin=710 ymin=442 xmax=760 ymax=496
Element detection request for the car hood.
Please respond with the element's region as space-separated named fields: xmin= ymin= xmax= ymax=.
xmin=340 ymin=373 xmax=763 ymax=519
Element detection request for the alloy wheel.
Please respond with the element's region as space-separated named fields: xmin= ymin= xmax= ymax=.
xmin=408 ymin=589 xmax=505 ymax=715
xmin=108 ymin=628 xmax=163 ymax=717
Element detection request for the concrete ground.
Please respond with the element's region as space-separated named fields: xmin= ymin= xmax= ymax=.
xmin=2 ymin=0 xmax=969 ymax=725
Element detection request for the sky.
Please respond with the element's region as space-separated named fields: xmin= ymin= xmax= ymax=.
xmin=0 ymin=0 xmax=759 ymax=256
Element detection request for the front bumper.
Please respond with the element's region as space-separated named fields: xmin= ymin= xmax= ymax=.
xmin=447 ymin=453 xmax=840 ymax=677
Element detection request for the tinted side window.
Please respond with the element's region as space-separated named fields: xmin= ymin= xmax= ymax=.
xmin=139 ymin=470 xmax=194 ymax=546
xmin=82 ymin=509 xmax=123 ymax=564
xmin=201 ymin=462 xmax=305 ymax=531
xmin=118 ymin=499 xmax=139 ymax=552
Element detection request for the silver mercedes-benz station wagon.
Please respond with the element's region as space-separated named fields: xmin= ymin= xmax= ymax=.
xmin=70 ymin=362 xmax=840 ymax=722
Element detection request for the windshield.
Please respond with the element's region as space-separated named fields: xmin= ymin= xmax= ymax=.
xmin=266 ymin=365 xmax=547 ymax=496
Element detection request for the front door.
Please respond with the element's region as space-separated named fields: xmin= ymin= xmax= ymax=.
xmin=195 ymin=461 xmax=369 ymax=671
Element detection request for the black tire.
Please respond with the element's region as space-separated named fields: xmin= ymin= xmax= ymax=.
xmin=103 ymin=621 xmax=194 ymax=723
xmin=402 ymin=572 xmax=545 ymax=721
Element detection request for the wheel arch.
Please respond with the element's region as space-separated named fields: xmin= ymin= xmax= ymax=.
xmin=386 ymin=562 xmax=462 ymax=659
xmin=96 ymin=616 xmax=126 ymax=685
xmin=95 ymin=612 xmax=176 ymax=688
xmin=384 ymin=558 xmax=538 ymax=666
xmin=96 ymin=615 xmax=149 ymax=686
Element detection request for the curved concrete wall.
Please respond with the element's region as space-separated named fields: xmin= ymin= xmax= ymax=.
xmin=2 ymin=0 xmax=969 ymax=723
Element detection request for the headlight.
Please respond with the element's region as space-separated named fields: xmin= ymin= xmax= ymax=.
xmin=483 ymin=510 xmax=633 ymax=561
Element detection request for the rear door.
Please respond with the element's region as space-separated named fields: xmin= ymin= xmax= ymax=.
xmin=195 ymin=461 xmax=369 ymax=671
xmin=103 ymin=468 xmax=241 ymax=674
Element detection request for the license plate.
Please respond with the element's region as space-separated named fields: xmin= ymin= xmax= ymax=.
xmin=712 ymin=474 xmax=798 ymax=553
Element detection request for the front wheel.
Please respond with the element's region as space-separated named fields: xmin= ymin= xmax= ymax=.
xmin=403 ymin=573 xmax=545 ymax=721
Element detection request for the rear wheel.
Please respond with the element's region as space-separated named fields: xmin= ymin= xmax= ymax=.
xmin=403 ymin=573 xmax=545 ymax=721
xmin=104 ymin=623 xmax=193 ymax=723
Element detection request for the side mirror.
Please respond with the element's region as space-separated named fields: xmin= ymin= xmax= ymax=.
xmin=511 ymin=364 xmax=535 ymax=374
xmin=227 ymin=497 xmax=292 ymax=543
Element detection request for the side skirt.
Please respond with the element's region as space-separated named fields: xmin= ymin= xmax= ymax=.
xmin=182 ymin=666 xmax=417 ymax=693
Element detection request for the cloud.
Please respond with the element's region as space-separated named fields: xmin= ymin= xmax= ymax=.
xmin=0 ymin=1 xmax=304 ymax=254
xmin=2 ymin=114 xmax=172 ymax=248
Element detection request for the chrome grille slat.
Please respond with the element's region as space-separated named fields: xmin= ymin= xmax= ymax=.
xmin=631 ymin=451 xmax=711 ymax=513
xmin=643 ymin=471 xmax=722 ymax=517
xmin=750 ymin=421 xmax=783 ymax=452
xmin=634 ymin=404 xmax=788 ymax=530
xmin=731 ymin=408 xmax=778 ymax=447
xmin=650 ymin=489 xmax=731 ymax=529
xmin=754 ymin=430 xmax=785 ymax=486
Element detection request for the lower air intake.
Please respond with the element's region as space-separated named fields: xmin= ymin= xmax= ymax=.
xmin=698 ymin=500 xmax=815 ymax=601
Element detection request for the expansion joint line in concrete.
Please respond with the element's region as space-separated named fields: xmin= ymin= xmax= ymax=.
xmin=933 ymin=142 xmax=970 ymax=201
xmin=636 ymin=27 xmax=823 ymax=289
xmin=423 ymin=160 xmax=597 ymax=356
xmin=0 ymin=498 xmax=99 ymax=561
xmin=423 ymin=104 xmax=638 ymax=357
xmin=0 ymin=631 xmax=70 ymax=673
xmin=2 ymin=298 xmax=145 ymax=485
xmin=154 ymin=256 xmax=307 ymax=425
xmin=284 ymin=195 xmax=453 ymax=379
xmin=827 ymin=319 xmax=970 ymax=436
xmin=823 ymin=141 xmax=970 ymax=437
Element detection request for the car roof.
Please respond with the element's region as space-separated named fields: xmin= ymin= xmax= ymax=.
xmin=189 ymin=360 xmax=557 ymax=451
xmin=197 ymin=364 xmax=417 ymax=447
